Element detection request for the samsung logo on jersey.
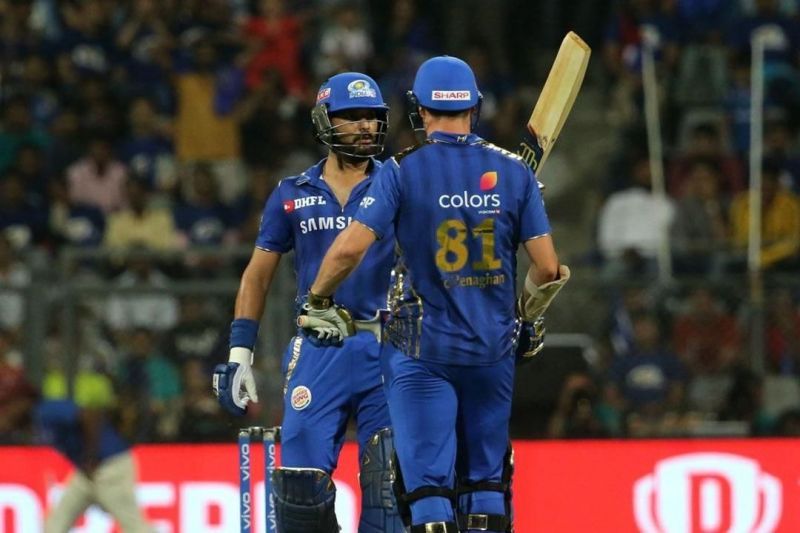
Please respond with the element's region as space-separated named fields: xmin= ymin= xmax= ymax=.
xmin=300 ymin=216 xmax=352 ymax=234
xmin=438 ymin=192 xmax=501 ymax=209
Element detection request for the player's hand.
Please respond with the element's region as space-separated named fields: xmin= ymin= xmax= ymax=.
xmin=297 ymin=303 xmax=355 ymax=346
xmin=516 ymin=317 xmax=545 ymax=365
xmin=212 ymin=347 xmax=259 ymax=416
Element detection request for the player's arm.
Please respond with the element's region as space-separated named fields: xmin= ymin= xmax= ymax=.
xmin=235 ymin=248 xmax=282 ymax=321
xmin=214 ymin=179 xmax=291 ymax=416
xmin=520 ymin=235 xmax=569 ymax=323
xmin=310 ymin=221 xmax=376 ymax=298
xmin=303 ymin=162 xmax=400 ymax=340
xmin=214 ymin=248 xmax=282 ymax=416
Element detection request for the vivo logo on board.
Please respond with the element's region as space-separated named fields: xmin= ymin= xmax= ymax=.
xmin=633 ymin=453 xmax=782 ymax=533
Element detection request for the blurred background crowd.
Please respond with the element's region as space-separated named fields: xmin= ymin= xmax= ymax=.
xmin=2 ymin=0 xmax=800 ymax=446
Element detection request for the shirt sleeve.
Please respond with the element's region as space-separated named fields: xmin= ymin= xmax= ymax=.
xmin=519 ymin=167 xmax=552 ymax=242
xmin=354 ymin=159 xmax=401 ymax=239
xmin=255 ymin=181 xmax=293 ymax=253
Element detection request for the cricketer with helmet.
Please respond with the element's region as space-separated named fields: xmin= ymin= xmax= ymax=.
xmin=213 ymin=72 xmax=403 ymax=532
xmin=302 ymin=56 xmax=569 ymax=532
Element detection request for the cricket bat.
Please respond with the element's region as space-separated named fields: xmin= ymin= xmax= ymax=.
xmin=517 ymin=31 xmax=591 ymax=176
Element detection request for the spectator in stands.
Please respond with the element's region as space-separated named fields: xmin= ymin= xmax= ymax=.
xmin=728 ymin=161 xmax=800 ymax=271
xmin=667 ymin=123 xmax=745 ymax=197
xmin=765 ymin=288 xmax=800 ymax=374
xmin=47 ymin=179 xmax=106 ymax=248
xmin=597 ymin=152 xmax=675 ymax=278
xmin=17 ymin=53 xmax=61 ymax=127
xmin=116 ymin=328 xmax=182 ymax=442
xmin=173 ymin=34 xmax=247 ymax=204
xmin=605 ymin=313 xmax=687 ymax=437
xmin=179 ymin=359 xmax=229 ymax=441
xmin=727 ymin=0 xmax=800 ymax=114
xmin=104 ymin=178 xmax=178 ymax=252
xmin=114 ymin=0 xmax=175 ymax=108
xmin=117 ymin=97 xmax=176 ymax=193
xmin=0 ymin=169 xmax=48 ymax=248
xmin=601 ymin=0 xmax=681 ymax=129
xmin=0 ymin=328 xmax=37 ymax=444
xmin=670 ymin=159 xmax=730 ymax=274
xmin=44 ymin=108 xmax=84 ymax=179
xmin=174 ymin=164 xmax=234 ymax=247
xmin=315 ymin=2 xmax=374 ymax=77
xmin=14 ymin=143 xmax=50 ymax=200
xmin=672 ymin=287 xmax=741 ymax=375
xmin=773 ymin=408 xmax=800 ymax=436
xmin=241 ymin=0 xmax=307 ymax=95
xmin=724 ymin=52 xmax=754 ymax=155
xmin=105 ymin=251 xmax=179 ymax=336
xmin=0 ymin=234 xmax=30 ymax=338
xmin=547 ymin=373 xmax=608 ymax=439
xmin=718 ymin=367 xmax=774 ymax=435
xmin=67 ymin=135 xmax=129 ymax=215
xmin=165 ymin=297 xmax=225 ymax=370
xmin=763 ymin=119 xmax=800 ymax=192
xmin=0 ymin=95 xmax=49 ymax=175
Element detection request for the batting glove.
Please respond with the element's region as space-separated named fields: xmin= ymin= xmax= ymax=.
xmin=212 ymin=347 xmax=259 ymax=416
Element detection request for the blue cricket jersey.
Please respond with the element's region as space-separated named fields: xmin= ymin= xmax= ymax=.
xmin=256 ymin=158 xmax=395 ymax=319
xmin=355 ymin=132 xmax=551 ymax=365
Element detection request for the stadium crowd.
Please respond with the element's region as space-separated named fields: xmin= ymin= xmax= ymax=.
xmin=2 ymin=0 xmax=800 ymax=446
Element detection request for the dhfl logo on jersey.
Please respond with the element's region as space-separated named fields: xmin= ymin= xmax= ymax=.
xmin=633 ymin=453 xmax=782 ymax=533
xmin=480 ymin=171 xmax=498 ymax=191
xmin=284 ymin=196 xmax=327 ymax=213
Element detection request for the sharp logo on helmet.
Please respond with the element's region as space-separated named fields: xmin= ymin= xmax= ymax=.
xmin=347 ymin=79 xmax=377 ymax=99
xmin=633 ymin=453 xmax=782 ymax=533
xmin=480 ymin=171 xmax=498 ymax=191
xmin=359 ymin=196 xmax=375 ymax=209
xmin=284 ymin=196 xmax=327 ymax=213
xmin=316 ymin=88 xmax=331 ymax=102
xmin=432 ymin=90 xmax=472 ymax=101
xmin=291 ymin=386 xmax=312 ymax=410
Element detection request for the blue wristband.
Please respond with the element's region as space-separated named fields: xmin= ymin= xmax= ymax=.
xmin=230 ymin=318 xmax=260 ymax=350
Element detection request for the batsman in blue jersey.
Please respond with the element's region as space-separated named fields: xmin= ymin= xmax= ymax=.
xmin=213 ymin=72 xmax=403 ymax=532
xmin=303 ymin=57 xmax=571 ymax=532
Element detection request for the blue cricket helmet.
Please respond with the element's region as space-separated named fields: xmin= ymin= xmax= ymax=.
xmin=315 ymin=72 xmax=389 ymax=114
xmin=411 ymin=56 xmax=481 ymax=112
xmin=311 ymin=72 xmax=390 ymax=158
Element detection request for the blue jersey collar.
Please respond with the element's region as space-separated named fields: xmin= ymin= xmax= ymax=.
xmin=296 ymin=157 xmax=379 ymax=186
xmin=428 ymin=131 xmax=483 ymax=145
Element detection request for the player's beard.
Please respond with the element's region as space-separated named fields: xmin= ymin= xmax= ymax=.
xmin=335 ymin=132 xmax=380 ymax=160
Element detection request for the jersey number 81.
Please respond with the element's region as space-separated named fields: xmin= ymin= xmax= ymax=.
xmin=435 ymin=218 xmax=501 ymax=272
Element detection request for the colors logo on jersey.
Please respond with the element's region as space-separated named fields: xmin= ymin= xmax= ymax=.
xmin=284 ymin=196 xmax=327 ymax=213
xmin=291 ymin=385 xmax=312 ymax=410
xmin=438 ymin=192 xmax=500 ymax=209
xmin=316 ymin=87 xmax=331 ymax=102
xmin=480 ymin=171 xmax=498 ymax=191
xmin=359 ymin=196 xmax=375 ymax=209
xmin=347 ymin=79 xmax=377 ymax=98
xmin=431 ymin=90 xmax=472 ymax=101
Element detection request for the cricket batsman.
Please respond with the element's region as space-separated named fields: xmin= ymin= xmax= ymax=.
xmin=213 ymin=72 xmax=403 ymax=532
xmin=301 ymin=56 xmax=569 ymax=532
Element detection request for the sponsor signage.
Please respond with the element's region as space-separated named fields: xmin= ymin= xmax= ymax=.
xmin=2 ymin=440 xmax=799 ymax=532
